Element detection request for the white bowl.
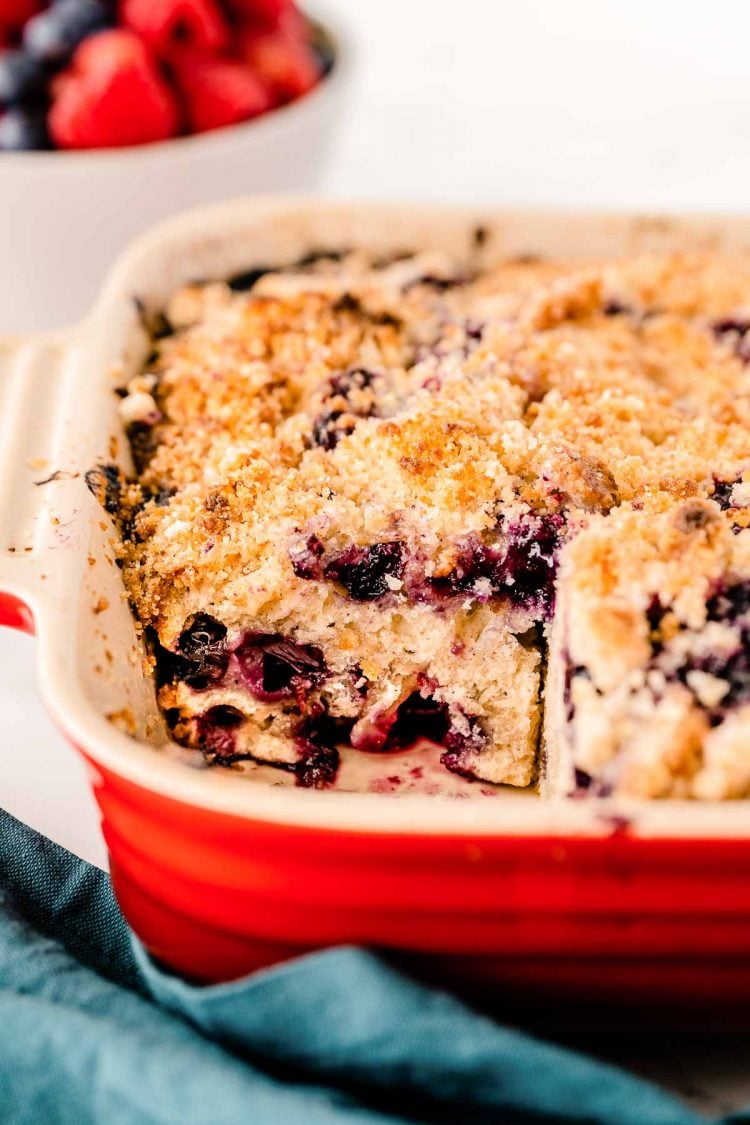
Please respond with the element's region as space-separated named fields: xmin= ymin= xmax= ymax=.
xmin=0 ymin=8 xmax=349 ymax=332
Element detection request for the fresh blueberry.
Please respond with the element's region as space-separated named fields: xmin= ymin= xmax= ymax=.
xmin=0 ymin=50 xmax=47 ymax=106
xmin=0 ymin=105 xmax=50 ymax=150
xmin=23 ymin=0 xmax=111 ymax=64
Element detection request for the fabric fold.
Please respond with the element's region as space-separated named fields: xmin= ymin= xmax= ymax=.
xmin=0 ymin=809 xmax=706 ymax=1125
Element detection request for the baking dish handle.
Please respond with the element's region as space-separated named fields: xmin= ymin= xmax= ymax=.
xmin=0 ymin=330 xmax=76 ymax=633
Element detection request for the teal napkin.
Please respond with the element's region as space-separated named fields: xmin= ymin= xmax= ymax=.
xmin=0 ymin=808 xmax=715 ymax=1125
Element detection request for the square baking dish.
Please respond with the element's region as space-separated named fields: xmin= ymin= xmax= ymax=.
xmin=4 ymin=197 xmax=750 ymax=1017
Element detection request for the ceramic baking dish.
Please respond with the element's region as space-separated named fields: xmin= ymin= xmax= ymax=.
xmin=4 ymin=197 xmax=750 ymax=1019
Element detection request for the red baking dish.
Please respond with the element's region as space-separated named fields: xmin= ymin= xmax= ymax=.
xmin=4 ymin=197 xmax=750 ymax=1019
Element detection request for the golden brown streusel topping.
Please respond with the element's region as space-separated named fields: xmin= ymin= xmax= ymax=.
xmin=116 ymin=249 xmax=750 ymax=639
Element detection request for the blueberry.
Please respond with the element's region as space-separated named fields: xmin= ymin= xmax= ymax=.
xmin=177 ymin=613 xmax=227 ymax=657
xmin=426 ymin=514 xmax=563 ymax=617
xmin=311 ymin=368 xmax=378 ymax=450
xmin=227 ymin=266 xmax=275 ymax=292
xmin=23 ymin=0 xmax=111 ymax=64
xmin=0 ymin=105 xmax=50 ymax=150
xmin=195 ymin=706 xmax=243 ymax=760
xmin=289 ymin=533 xmax=325 ymax=579
xmin=494 ymin=513 xmax=563 ymax=616
xmin=602 ymin=300 xmax=633 ymax=316
xmin=574 ymin=767 xmax=593 ymax=790
xmin=324 ymin=541 xmax=405 ymax=601
xmin=294 ymin=712 xmax=348 ymax=789
xmin=0 ymin=50 xmax=47 ymax=106
xmin=126 ymin=421 xmax=158 ymax=474
xmin=235 ymin=633 xmax=327 ymax=702
xmin=175 ymin=613 xmax=229 ymax=690
xmin=440 ymin=714 xmax=487 ymax=778
xmin=712 ymin=317 xmax=750 ymax=364
xmin=386 ymin=691 xmax=450 ymax=749
xmin=649 ymin=582 xmax=750 ymax=717
xmin=84 ymin=463 xmax=122 ymax=515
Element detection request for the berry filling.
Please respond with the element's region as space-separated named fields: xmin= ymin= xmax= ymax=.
xmin=638 ymin=583 xmax=750 ymax=720
xmin=195 ymin=705 xmax=243 ymax=759
xmin=311 ymin=367 xmax=378 ymax=450
xmin=350 ymin=682 xmax=487 ymax=779
xmin=84 ymin=462 xmax=122 ymax=516
xmin=288 ymin=533 xmax=325 ymax=580
xmin=352 ymin=691 xmax=451 ymax=753
xmin=439 ymin=714 xmax=488 ymax=778
xmin=293 ymin=740 xmax=340 ymax=789
xmin=428 ymin=514 xmax=563 ymax=616
xmin=564 ymin=658 xmax=592 ymax=722
xmin=712 ymin=318 xmax=750 ymax=363
xmin=293 ymin=711 xmax=350 ymax=789
xmin=290 ymin=516 xmax=562 ymax=614
xmin=712 ymin=476 xmax=747 ymax=532
xmin=235 ymin=633 xmax=327 ymax=703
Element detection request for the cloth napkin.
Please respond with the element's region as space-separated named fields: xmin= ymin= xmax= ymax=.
xmin=0 ymin=807 xmax=725 ymax=1125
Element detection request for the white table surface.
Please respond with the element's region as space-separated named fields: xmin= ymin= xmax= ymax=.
xmin=4 ymin=0 xmax=750 ymax=1113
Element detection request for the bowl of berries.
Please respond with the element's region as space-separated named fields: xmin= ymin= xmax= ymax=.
xmin=0 ymin=0 xmax=346 ymax=330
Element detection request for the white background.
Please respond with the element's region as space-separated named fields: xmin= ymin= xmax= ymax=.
xmin=4 ymin=0 xmax=750 ymax=1110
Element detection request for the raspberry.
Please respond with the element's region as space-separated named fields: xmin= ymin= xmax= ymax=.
xmin=224 ymin=0 xmax=297 ymax=30
xmin=172 ymin=54 xmax=272 ymax=133
xmin=49 ymin=28 xmax=180 ymax=148
xmin=119 ymin=0 xmax=228 ymax=58
xmin=239 ymin=25 xmax=320 ymax=102
xmin=0 ymin=0 xmax=43 ymax=31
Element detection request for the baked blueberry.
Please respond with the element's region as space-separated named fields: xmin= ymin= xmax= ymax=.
xmin=324 ymin=541 xmax=405 ymax=601
xmin=236 ymin=634 xmax=327 ymax=702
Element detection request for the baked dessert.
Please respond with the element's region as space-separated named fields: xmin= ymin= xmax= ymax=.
xmin=546 ymin=495 xmax=750 ymax=800
xmin=89 ymin=245 xmax=750 ymax=796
